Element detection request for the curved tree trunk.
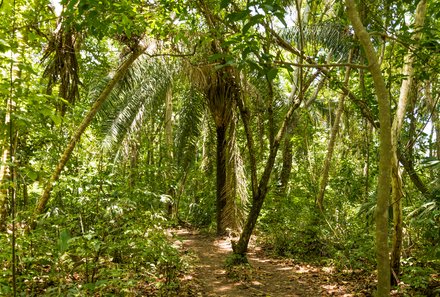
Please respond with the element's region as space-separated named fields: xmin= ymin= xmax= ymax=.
xmin=390 ymin=0 xmax=426 ymax=285
xmin=29 ymin=45 xmax=146 ymax=230
xmin=345 ymin=0 xmax=393 ymax=295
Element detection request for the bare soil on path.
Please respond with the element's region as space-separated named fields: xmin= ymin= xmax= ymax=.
xmin=170 ymin=228 xmax=373 ymax=297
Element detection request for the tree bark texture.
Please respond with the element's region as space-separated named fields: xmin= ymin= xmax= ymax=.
xmin=216 ymin=125 xmax=229 ymax=236
xmin=164 ymin=84 xmax=175 ymax=216
xmin=165 ymin=84 xmax=174 ymax=156
xmin=345 ymin=0 xmax=392 ymax=295
xmin=30 ymin=45 xmax=147 ymax=230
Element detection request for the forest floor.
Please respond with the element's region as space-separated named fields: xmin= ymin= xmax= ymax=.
xmin=168 ymin=228 xmax=378 ymax=297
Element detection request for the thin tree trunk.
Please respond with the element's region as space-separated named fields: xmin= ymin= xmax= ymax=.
xmin=164 ymin=84 xmax=175 ymax=216
xmin=233 ymin=93 xmax=302 ymax=256
xmin=390 ymin=1 xmax=426 ymax=285
xmin=364 ymin=121 xmax=372 ymax=201
xmin=165 ymin=85 xmax=174 ymax=157
xmin=316 ymin=53 xmax=352 ymax=211
xmin=29 ymin=45 xmax=146 ymax=230
xmin=425 ymin=82 xmax=439 ymax=160
xmin=278 ymin=131 xmax=293 ymax=195
xmin=345 ymin=0 xmax=392 ymax=295
xmin=0 ymin=149 xmax=9 ymax=232
xmin=278 ymin=65 xmax=326 ymax=196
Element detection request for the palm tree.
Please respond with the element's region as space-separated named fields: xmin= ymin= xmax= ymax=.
xmin=95 ymin=55 xmax=247 ymax=231
xmin=188 ymin=64 xmax=240 ymax=234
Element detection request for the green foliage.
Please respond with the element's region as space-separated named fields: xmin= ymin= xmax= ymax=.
xmin=2 ymin=0 xmax=440 ymax=295
xmin=399 ymin=259 xmax=440 ymax=296
xmin=1 ymin=202 xmax=184 ymax=295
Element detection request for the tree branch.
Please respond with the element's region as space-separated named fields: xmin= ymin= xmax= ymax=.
xmin=274 ymin=60 xmax=369 ymax=69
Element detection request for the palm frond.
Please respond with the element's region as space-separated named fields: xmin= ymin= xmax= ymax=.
xmin=280 ymin=21 xmax=353 ymax=60
xmin=96 ymin=57 xmax=175 ymax=151
xmin=175 ymin=87 xmax=205 ymax=169
xmin=407 ymin=201 xmax=438 ymax=219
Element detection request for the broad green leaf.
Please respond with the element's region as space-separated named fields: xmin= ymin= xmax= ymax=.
xmin=266 ymin=67 xmax=278 ymax=81
xmin=58 ymin=229 xmax=71 ymax=253
xmin=228 ymin=10 xmax=250 ymax=22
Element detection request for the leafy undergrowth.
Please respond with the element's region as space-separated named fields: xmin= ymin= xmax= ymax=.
xmin=0 ymin=206 xmax=186 ymax=296
xmin=256 ymin=234 xmax=440 ymax=297
xmin=2 ymin=219 xmax=438 ymax=296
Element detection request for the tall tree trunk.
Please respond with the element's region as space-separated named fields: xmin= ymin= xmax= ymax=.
xmin=363 ymin=121 xmax=372 ymax=201
xmin=0 ymin=149 xmax=9 ymax=232
xmin=216 ymin=124 xmax=228 ymax=235
xmin=29 ymin=45 xmax=146 ymax=230
xmin=279 ymin=74 xmax=326 ymax=196
xmin=316 ymin=53 xmax=352 ymax=211
xmin=278 ymin=130 xmax=293 ymax=195
xmin=203 ymin=68 xmax=239 ymax=236
xmin=390 ymin=0 xmax=426 ymax=285
xmin=345 ymin=0 xmax=392 ymax=295
xmin=164 ymin=84 xmax=175 ymax=216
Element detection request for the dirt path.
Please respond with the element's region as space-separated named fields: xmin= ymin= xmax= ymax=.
xmin=171 ymin=229 xmax=371 ymax=297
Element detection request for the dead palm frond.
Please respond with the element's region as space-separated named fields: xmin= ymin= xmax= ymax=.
xmin=42 ymin=23 xmax=81 ymax=115
xmin=189 ymin=65 xmax=239 ymax=128
xmin=226 ymin=114 xmax=249 ymax=231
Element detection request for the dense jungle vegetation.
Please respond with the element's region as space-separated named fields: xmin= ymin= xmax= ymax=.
xmin=0 ymin=0 xmax=439 ymax=296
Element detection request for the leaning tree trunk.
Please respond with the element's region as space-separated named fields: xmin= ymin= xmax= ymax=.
xmin=29 ymin=45 xmax=146 ymax=230
xmin=233 ymin=93 xmax=302 ymax=256
xmin=390 ymin=0 xmax=426 ymax=285
xmin=345 ymin=0 xmax=393 ymax=295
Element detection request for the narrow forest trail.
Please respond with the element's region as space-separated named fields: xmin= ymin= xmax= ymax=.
xmin=170 ymin=229 xmax=372 ymax=297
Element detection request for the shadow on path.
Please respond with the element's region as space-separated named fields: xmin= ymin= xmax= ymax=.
xmin=171 ymin=229 xmax=366 ymax=297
